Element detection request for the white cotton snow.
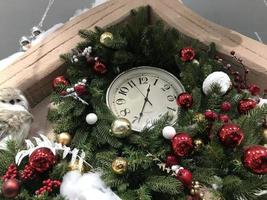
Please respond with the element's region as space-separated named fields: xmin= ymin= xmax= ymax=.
xmin=60 ymin=171 xmax=121 ymax=200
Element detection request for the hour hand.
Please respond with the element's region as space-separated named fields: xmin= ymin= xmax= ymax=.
xmin=135 ymin=86 xmax=153 ymax=106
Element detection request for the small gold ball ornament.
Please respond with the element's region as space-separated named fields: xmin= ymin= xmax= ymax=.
xmin=112 ymin=157 xmax=128 ymax=175
xmin=100 ymin=32 xmax=114 ymax=47
xmin=194 ymin=113 xmax=205 ymax=123
xmin=111 ymin=118 xmax=132 ymax=138
xmin=57 ymin=132 xmax=72 ymax=146
xmin=263 ymin=129 xmax=267 ymax=143
xmin=68 ymin=160 xmax=85 ymax=173
xmin=194 ymin=139 xmax=204 ymax=149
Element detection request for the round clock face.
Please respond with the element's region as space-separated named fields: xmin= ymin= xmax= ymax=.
xmin=106 ymin=66 xmax=185 ymax=132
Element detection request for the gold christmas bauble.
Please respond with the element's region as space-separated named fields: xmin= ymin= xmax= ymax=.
xmin=111 ymin=118 xmax=132 ymax=138
xmin=100 ymin=32 xmax=114 ymax=47
xmin=194 ymin=139 xmax=204 ymax=149
xmin=57 ymin=132 xmax=72 ymax=146
xmin=194 ymin=113 xmax=205 ymax=123
xmin=112 ymin=157 xmax=128 ymax=175
xmin=263 ymin=129 xmax=267 ymax=143
xmin=68 ymin=160 xmax=85 ymax=173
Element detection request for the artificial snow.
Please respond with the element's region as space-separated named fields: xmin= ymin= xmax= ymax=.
xmin=60 ymin=171 xmax=121 ymax=200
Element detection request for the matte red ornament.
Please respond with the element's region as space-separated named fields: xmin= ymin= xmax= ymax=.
xmin=52 ymin=76 xmax=69 ymax=90
xmin=204 ymin=110 xmax=218 ymax=121
xmin=238 ymin=99 xmax=257 ymax=114
xmin=219 ymin=114 xmax=230 ymax=123
xmin=248 ymin=84 xmax=260 ymax=96
xmin=220 ymin=101 xmax=231 ymax=112
xmin=87 ymin=56 xmax=96 ymax=67
xmin=74 ymin=84 xmax=87 ymax=96
xmin=177 ymin=92 xmax=193 ymax=109
xmin=29 ymin=147 xmax=56 ymax=173
xmin=172 ymin=133 xmax=193 ymax=157
xmin=176 ymin=168 xmax=193 ymax=188
xmin=1 ymin=179 xmax=21 ymax=198
xmin=93 ymin=61 xmax=107 ymax=74
xmin=243 ymin=145 xmax=267 ymax=174
xmin=165 ymin=155 xmax=179 ymax=167
xmin=180 ymin=47 xmax=196 ymax=62
xmin=218 ymin=124 xmax=244 ymax=147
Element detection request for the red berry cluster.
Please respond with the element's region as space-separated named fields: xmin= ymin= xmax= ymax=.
xmin=35 ymin=179 xmax=61 ymax=196
xmin=2 ymin=163 xmax=18 ymax=181
xmin=20 ymin=164 xmax=36 ymax=181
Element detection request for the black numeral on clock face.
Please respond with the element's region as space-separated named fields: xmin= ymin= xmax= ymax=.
xmin=120 ymin=108 xmax=130 ymax=116
xmin=167 ymin=95 xmax=175 ymax=102
xmin=127 ymin=80 xmax=136 ymax=88
xmin=167 ymin=106 xmax=176 ymax=112
xmin=132 ymin=116 xmax=139 ymax=124
xmin=153 ymin=78 xmax=159 ymax=86
xmin=116 ymin=98 xmax=126 ymax=105
xmin=139 ymin=76 xmax=148 ymax=84
xmin=161 ymin=84 xmax=170 ymax=91
xmin=118 ymin=87 xmax=129 ymax=96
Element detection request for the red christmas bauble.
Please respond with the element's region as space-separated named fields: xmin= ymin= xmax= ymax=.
xmin=52 ymin=76 xmax=69 ymax=90
xmin=218 ymin=124 xmax=244 ymax=147
xmin=87 ymin=56 xmax=96 ymax=67
xmin=1 ymin=179 xmax=21 ymax=198
xmin=220 ymin=101 xmax=231 ymax=112
xmin=172 ymin=133 xmax=193 ymax=157
xmin=238 ymin=99 xmax=257 ymax=114
xmin=243 ymin=145 xmax=267 ymax=174
xmin=74 ymin=84 xmax=87 ymax=96
xmin=29 ymin=147 xmax=56 ymax=173
xmin=93 ymin=61 xmax=107 ymax=74
xmin=165 ymin=155 xmax=179 ymax=167
xmin=176 ymin=168 xmax=193 ymax=188
xmin=177 ymin=92 xmax=193 ymax=109
xmin=180 ymin=47 xmax=196 ymax=62
xmin=248 ymin=84 xmax=260 ymax=96
xmin=204 ymin=110 xmax=218 ymax=121
xmin=219 ymin=114 xmax=230 ymax=123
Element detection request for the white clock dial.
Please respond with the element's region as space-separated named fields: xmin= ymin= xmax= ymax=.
xmin=106 ymin=66 xmax=185 ymax=132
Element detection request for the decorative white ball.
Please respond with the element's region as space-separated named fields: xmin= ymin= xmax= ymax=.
xmin=171 ymin=165 xmax=179 ymax=172
xmin=202 ymin=71 xmax=231 ymax=95
xmin=162 ymin=126 xmax=176 ymax=140
xmin=86 ymin=113 xmax=98 ymax=125
xmin=258 ymin=98 xmax=267 ymax=107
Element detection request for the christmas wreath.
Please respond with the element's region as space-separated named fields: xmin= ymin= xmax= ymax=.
xmin=1 ymin=7 xmax=267 ymax=200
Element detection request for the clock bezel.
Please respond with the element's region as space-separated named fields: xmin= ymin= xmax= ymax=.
xmin=106 ymin=66 xmax=185 ymax=132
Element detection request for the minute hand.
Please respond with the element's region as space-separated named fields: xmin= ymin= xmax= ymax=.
xmin=138 ymin=84 xmax=151 ymax=122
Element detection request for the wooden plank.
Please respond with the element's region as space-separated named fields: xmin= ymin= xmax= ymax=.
xmin=1 ymin=0 xmax=267 ymax=107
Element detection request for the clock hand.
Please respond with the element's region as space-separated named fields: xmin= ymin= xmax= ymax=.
xmin=138 ymin=84 xmax=151 ymax=122
xmin=135 ymin=86 xmax=153 ymax=106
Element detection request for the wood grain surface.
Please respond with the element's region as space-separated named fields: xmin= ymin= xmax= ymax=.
xmin=0 ymin=0 xmax=267 ymax=107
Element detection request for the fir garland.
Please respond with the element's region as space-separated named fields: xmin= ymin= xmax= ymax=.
xmin=1 ymin=7 xmax=267 ymax=200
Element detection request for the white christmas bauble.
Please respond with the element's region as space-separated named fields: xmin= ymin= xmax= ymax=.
xmin=162 ymin=126 xmax=176 ymax=140
xmin=202 ymin=71 xmax=231 ymax=95
xmin=86 ymin=113 xmax=98 ymax=125
xmin=258 ymin=98 xmax=267 ymax=107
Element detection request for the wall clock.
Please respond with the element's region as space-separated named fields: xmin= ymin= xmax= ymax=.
xmin=106 ymin=66 xmax=185 ymax=132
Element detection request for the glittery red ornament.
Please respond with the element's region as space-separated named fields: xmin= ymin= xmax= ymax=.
xmin=176 ymin=168 xmax=193 ymax=188
xmin=74 ymin=84 xmax=87 ymax=96
xmin=52 ymin=76 xmax=69 ymax=90
xmin=219 ymin=114 xmax=230 ymax=123
xmin=243 ymin=145 xmax=267 ymax=174
xmin=204 ymin=110 xmax=218 ymax=121
xmin=93 ymin=61 xmax=107 ymax=74
xmin=218 ymin=124 xmax=244 ymax=147
xmin=220 ymin=101 xmax=231 ymax=112
xmin=177 ymin=92 xmax=193 ymax=109
xmin=2 ymin=163 xmax=18 ymax=181
xmin=172 ymin=133 xmax=193 ymax=157
xmin=165 ymin=155 xmax=179 ymax=167
xmin=29 ymin=148 xmax=56 ymax=173
xmin=35 ymin=179 xmax=61 ymax=196
xmin=180 ymin=47 xmax=196 ymax=62
xmin=20 ymin=164 xmax=37 ymax=181
xmin=238 ymin=99 xmax=257 ymax=114
xmin=248 ymin=84 xmax=260 ymax=96
xmin=1 ymin=179 xmax=21 ymax=198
